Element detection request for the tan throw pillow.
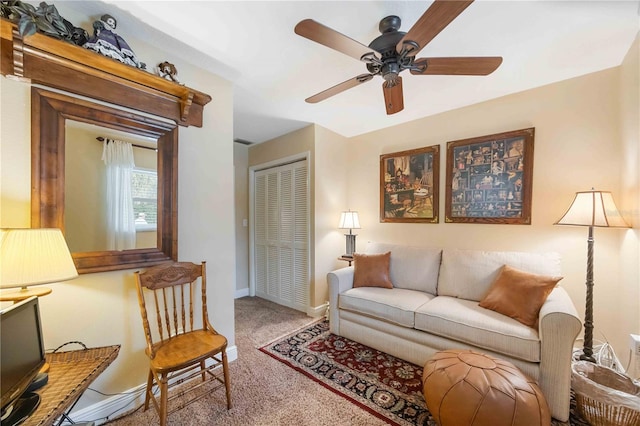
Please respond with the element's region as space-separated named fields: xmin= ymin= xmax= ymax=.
xmin=479 ymin=265 xmax=563 ymax=329
xmin=353 ymin=252 xmax=393 ymax=289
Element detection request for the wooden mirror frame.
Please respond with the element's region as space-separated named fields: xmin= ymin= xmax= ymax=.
xmin=31 ymin=88 xmax=178 ymax=274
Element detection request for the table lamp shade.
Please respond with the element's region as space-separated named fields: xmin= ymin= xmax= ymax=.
xmin=338 ymin=211 xmax=361 ymax=230
xmin=0 ymin=228 xmax=78 ymax=289
xmin=555 ymin=190 xmax=629 ymax=228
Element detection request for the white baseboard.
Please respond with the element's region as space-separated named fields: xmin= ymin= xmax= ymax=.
xmin=307 ymin=302 xmax=329 ymax=319
xmin=67 ymin=345 xmax=238 ymax=425
xmin=66 ymin=384 xmax=147 ymax=425
xmin=234 ymin=287 xmax=250 ymax=299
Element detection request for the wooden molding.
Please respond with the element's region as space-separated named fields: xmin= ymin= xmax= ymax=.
xmin=1 ymin=19 xmax=211 ymax=127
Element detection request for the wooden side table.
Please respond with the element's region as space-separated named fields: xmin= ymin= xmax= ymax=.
xmin=24 ymin=345 xmax=120 ymax=426
xmin=337 ymin=256 xmax=354 ymax=266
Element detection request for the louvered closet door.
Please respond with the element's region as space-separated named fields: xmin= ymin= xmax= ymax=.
xmin=254 ymin=160 xmax=309 ymax=312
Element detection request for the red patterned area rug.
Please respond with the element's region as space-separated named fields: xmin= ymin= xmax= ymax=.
xmin=259 ymin=320 xmax=588 ymax=426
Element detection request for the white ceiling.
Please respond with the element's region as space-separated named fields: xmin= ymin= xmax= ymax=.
xmin=60 ymin=1 xmax=638 ymax=144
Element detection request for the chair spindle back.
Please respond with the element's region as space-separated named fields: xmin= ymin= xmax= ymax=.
xmin=135 ymin=261 xmax=210 ymax=356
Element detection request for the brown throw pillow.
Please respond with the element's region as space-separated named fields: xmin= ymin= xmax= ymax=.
xmin=353 ymin=252 xmax=393 ymax=289
xmin=479 ymin=265 xmax=563 ymax=329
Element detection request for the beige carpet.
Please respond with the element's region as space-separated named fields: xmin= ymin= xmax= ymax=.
xmin=105 ymin=296 xmax=389 ymax=425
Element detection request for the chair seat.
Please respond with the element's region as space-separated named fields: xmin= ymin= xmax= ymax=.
xmin=148 ymin=330 xmax=227 ymax=374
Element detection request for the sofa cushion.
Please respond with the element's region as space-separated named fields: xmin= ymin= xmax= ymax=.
xmin=437 ymin=249 xmax=562 ymax=302
xmin=353 ymin=252 xmax=393 ymax=289
xmin=479 ymin=265 xmax=563 ymax=329
xmin=339 ymin=287 xmax=435 ymax=328
xmin=415 ymin=296 xmax=541 ymax=362
xmin=365 ymin=242 xmax=441 ymax=295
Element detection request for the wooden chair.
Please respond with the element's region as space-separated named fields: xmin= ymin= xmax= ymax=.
xmin=134 ymin=261 xmax=231 ymax=426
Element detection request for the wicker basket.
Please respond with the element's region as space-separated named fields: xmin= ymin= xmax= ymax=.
xmin=571 ymin=361 xmax=640 ymax=426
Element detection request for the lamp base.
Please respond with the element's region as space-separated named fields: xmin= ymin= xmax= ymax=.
xmin=344 ymin=234 xmax=357 ymax=257
xmin=0 ymin=287 xmax=52 ymax=303
xmin=579 ymin=353 xmax=596 ymax=363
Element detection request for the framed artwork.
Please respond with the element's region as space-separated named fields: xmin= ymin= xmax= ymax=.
xmin=380 ymin=145 xmax=439 ymax=223
xmin=445 ymin=128 xmax=535 ymax=224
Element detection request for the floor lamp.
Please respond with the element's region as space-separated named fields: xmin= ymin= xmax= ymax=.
xmin=0 ymin=228 xmax=78 ymax=303
xmin=554 ymin=190 xmax=629 ymax=362
xmin=338 ymin=210 xmax=361 ymax=258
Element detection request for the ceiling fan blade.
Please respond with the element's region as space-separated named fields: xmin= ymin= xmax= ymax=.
xmin=396 ymin=0 xmax=474 ymax=56
xmin=295 ymin=19 xmax=380 ymax=62
xmin=305 ymin=74 xmax=374 ymax=104
xmin=411 ymin=57 xmax=503 ymax=75
xmin=383 ymin=77 xmax=404 ymax=115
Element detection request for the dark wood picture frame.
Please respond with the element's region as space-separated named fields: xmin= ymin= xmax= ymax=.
xmin=445 ymin=128 xmax=535 ymax=224
xmin=380 ymin=145 xmax=440 ymax=223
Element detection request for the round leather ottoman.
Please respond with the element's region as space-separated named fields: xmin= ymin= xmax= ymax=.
xmin=422 ymin=349 xmax=550 ymax=426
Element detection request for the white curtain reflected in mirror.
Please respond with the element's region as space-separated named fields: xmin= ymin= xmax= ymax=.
xmin=64 ymin=121 xmax=158 ymax=253
xmin=102 ymin=139 xmax=136 ymax=250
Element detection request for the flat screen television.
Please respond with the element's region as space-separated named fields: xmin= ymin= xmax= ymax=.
xmin=1 ymin=296 xmax=46 ymax=425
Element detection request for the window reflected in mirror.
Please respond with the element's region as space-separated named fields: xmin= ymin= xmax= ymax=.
xmin=64 ymin=121 xmax=158 ymax=253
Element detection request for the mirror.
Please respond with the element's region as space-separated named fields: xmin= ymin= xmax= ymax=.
xmin=31 ymin=87 xmax=178 ymax=274
xmin=64 ymin=121 xmax=158 ymax=252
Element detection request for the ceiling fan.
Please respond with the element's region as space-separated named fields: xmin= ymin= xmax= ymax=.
xmin=294 ymin=0 xmax=502 ymax=115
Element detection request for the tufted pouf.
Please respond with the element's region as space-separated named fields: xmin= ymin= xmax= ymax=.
xmin=422 ymin=349 xmax=550 ymax=426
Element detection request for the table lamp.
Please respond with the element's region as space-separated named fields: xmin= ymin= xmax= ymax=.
xmin=338 ymin=210 xmax=361 ymax=258
xmin=554 ymin=190 xmax=630 ymax=362
xmin=0 ymin=228 xmax=78 ymax=302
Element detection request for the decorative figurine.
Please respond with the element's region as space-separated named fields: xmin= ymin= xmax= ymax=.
xmin=83 ymin=14 xmax=146 ymax=69
xmin=156 ymin=61 xmax=182 ymax=84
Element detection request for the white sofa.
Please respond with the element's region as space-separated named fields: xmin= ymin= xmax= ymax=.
xmin=327 ymin=242 xmax=581 ymax=422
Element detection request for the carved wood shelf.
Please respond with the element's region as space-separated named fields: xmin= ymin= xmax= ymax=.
xmin=0 ymin=18 xmax=211 ymax=127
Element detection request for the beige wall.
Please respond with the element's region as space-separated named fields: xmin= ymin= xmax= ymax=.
xmin=234 ymin=142 xmax=249 ymax=296
xmin=312 ymin=125 xmax=350 ymax=306
xmin=0 ymin=35 xmax=235 ymax=414
xmin=346 ymin=64 xmax=638 ymax=368
xmin=248 ymin=124 xmax=315 ymax=167
xmin=0 ymin=77 xmax=31 ymax=226
xmin=619 ymin=34 xmax=640 ymax=376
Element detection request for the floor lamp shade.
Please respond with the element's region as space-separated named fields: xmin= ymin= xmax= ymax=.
xmin=0 ymin=228 xmax=78 ymax=301
xmin=555 ymin=190 xmax=629 ymax=228
xmin=555 ymin=190 xmax=629 ymax=362
xmin=338 ymin=211 xmax=361 ymax=257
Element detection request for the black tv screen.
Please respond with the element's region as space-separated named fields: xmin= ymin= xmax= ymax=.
xmin=0 ymin=296 xmax=46 ymax=416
